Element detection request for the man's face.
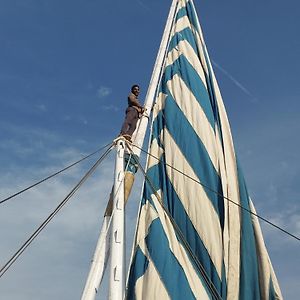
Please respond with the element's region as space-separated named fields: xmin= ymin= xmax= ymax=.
xmin=132 ymin=86 xmax=140 ymax=97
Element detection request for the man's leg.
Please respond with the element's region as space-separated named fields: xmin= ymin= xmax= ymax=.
xmin=120 ymin=108 xmax=137 ymax=136
xmin=126 ymin=109 xmax=139 ymax=136
xmin=120 ymin=108 xmax=131 ymax=135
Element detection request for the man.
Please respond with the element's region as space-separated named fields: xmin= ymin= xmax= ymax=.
xmin=120 ymin=84 xmax=144 ymax=141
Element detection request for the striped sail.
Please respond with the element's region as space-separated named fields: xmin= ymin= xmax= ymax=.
xmin=126 ymin=1 xmax=282 ymax=299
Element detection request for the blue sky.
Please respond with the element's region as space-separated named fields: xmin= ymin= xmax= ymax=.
xmin=0 ymin=0 xmax=299 ymax=299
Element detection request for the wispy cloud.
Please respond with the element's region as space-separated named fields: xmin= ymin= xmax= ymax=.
xmin=62 ymin=115 xmax=72 ymax=121
xmin=212 ymin=59 xmax=258 ymax=102
xmin=0 ymin=123 xmax=97 ymax=179
xmin=97 ymin=86 xmax=112 ymax=99
xmin=36 ymin=104 xmax=47 ymax=112
xmin=102 ymin=105 xmax=119 ymax=112
xmin=258 ymin=202 xmax=300 ymax=247
xmin=135 ymin=0 xmax=152 ymax=12
xmin=0 ymin=158 xmax=116 ymax=298
xmin=79 ymin=116 xmax=88 ymax=125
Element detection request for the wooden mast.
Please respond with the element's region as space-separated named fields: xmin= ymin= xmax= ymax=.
xmin=81 ymin=1 xmax=178 ymax=299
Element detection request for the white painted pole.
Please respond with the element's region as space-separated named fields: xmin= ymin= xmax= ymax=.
xmin=109 ymin=139 xmax=126 ymax=300
xmin=81 ymin=216 xmax=110 ymax=300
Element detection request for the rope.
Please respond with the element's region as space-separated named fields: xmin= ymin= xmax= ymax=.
xmin=126 ymin=144 xmax=222 ymax=300
xmin=130 ymin=143 xmax=300 ymax=243
xmin=0 ymin=144 xmax=114 ymax=279
xmin=0 ymin=142 xmax=112 ymax=205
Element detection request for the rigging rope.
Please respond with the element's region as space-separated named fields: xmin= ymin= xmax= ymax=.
xmin=0 ymin=144 xmax=114 ymax=279
xmin=130 ymin=143 xmax=300 ymax=243
xmin=0 ymin=142 xmax=112 ymax=205
xmin=126 ymin=144 xmax=222 ymax=300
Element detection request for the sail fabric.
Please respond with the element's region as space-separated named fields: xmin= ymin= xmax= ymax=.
xmin=126 ymin=0 xmax=282 ymax=299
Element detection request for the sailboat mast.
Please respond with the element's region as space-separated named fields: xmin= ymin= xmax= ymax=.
xmin=81 ymin=1 xmax=178 ymax=299
xmin=108 ymin=140 xmax=126 ymax=300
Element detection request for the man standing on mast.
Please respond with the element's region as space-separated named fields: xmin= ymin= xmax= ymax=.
xmin=120 ymin=84 xmax=144 ymax=142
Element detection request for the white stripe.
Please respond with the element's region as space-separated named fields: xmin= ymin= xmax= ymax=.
xmin=174 ymin=15 xmax=190 ymax=33
xmin=249 ymin=199 xmax=270 ymax=300
xmin=193 ymin=33 xmax=210 ymax=79
xmin=148 ymin=91 xmax=166 ymax=170
xmin=215 ymin=125 xmax=229 ymax=272
xmin=166 ymin=39 xmax=207 ymax=89
xmin=135 ymin=259 xmax=171 ymax=300
xmin=153 ymin=92 xmax=167 ymax=120
xmin=147 ymin=137 xmax=164 ymax=170
xmin=166 ymin=74 xmax=218 ymax=170
xmin=163 ymin=129 xmax=223 ymax=278
xmin=249 ymin=200 xmax=283 ymax=300
xmin=135 ymin=201 xmax=159 ymax=247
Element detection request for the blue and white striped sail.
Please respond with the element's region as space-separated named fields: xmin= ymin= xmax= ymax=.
xmin=126 ymin=1 xmax=282 ymax=299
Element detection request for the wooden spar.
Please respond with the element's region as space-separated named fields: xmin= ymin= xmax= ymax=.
xmin=81 ymin=1 xmax=178 ymax=299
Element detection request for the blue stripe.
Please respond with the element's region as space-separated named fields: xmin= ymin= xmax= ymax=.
xmin=126 ymin=246 xmax=150 ymax=300
xmin=145 ymin=161 xmax=225 ymax=295
xmin=221 ymin=263 xmax=227 ymax=298
xmin=202 ymin=49 xmax=220 ymax=125
xmin=146 ymin=218 xmax=197 ymax=300
xmin=141 ymin=180 xmax=157 ymax=208
xmin=151 ymin=108 xmax=166 ymax=149
xmin=237 ymin=161 xmax=261 ymax=300
xmin=175 ymin=7 xmax=187 ymax=21
xmin=162 ymin=54 xmax=216 ymax=129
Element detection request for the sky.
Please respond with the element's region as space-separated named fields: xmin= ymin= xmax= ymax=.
xmin=0 ymin=0 xmax=299 ymax=299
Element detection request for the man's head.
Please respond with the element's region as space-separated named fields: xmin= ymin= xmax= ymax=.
xmin=131 ymin=84 xmax=140 ymax=97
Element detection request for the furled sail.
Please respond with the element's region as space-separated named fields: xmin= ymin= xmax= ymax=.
xmin=126 ymin=0 xmax=282 ymax=299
